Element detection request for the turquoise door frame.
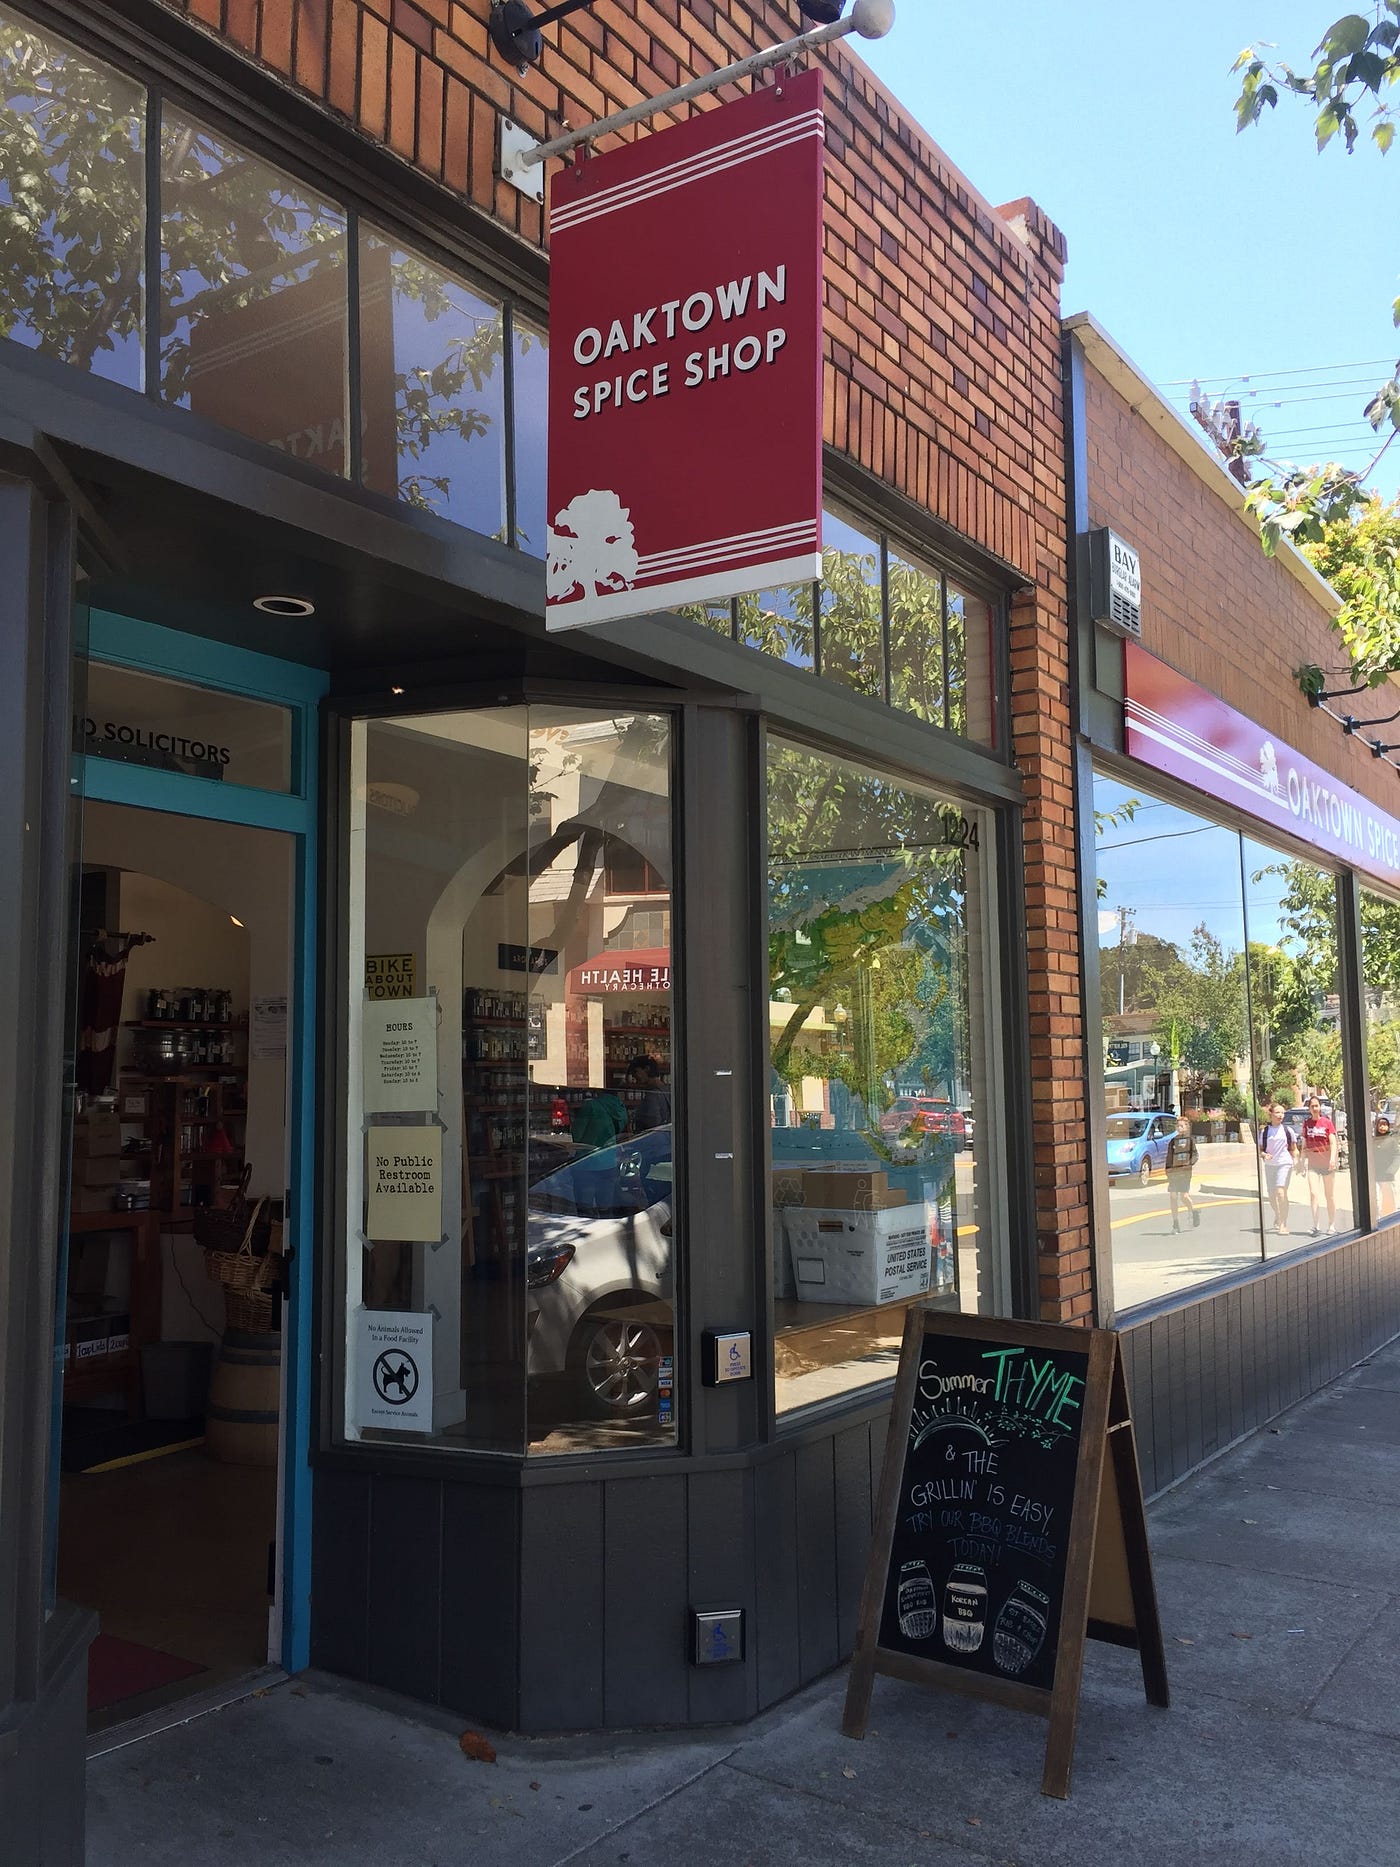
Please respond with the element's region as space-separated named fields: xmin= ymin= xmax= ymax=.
xmin=80 ymin=612 xmax=326 ymax=1675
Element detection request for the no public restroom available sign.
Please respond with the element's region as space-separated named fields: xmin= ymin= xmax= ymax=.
xmin=546 ymin=70 xmax=825 ymax=631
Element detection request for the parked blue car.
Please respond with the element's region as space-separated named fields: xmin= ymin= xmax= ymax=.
xmin=1105 ymin=1110 xmax=1177 ymax=1186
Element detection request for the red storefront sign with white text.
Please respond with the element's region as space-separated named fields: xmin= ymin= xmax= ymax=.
xmin=1125 ymin=641 xmax=1400 ymax=888
xmin=546 ymin=71 xmax=825 ymax=631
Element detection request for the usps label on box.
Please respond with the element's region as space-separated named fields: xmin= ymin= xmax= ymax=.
xmin=784 ymin=1205 xmax=932 ymax=1307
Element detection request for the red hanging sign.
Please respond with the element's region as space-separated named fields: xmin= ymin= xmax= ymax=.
xmin=545 ymin=71 xmax=825 ymax=631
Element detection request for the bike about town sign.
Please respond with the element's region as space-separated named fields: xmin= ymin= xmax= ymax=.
xmin=545 ymin=71 xmax=824 ymax=631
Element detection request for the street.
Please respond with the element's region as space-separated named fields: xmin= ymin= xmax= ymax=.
xmin=1107 ymin=1142 xmax=1358 ymax=1311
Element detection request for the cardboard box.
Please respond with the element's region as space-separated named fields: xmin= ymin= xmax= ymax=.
xmin=72 ymin=1111 xmax=121 ymax=1157
xmin=801 ymin=1169 xmax=908 ymax=1211
xmin=70 ymin=1185 xmax=118 ymax=1213
xmin=784 ymin=1203 xmax=933 ymax=1307
xmin=72 ymin=1155 xmax=125 ymax=1188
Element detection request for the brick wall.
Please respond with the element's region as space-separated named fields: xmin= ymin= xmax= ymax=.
xmin=151 ymin=0 xmax=1087 ymax=1321
xmin=1082 ymin=356 xmax=1398 ymax=818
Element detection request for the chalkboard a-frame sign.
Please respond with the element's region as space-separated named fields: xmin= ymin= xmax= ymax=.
xmin=842 ymin=1309 xmax=1168 ymax=1798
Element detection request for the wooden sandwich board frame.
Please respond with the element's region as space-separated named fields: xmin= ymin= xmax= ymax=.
xmin=842 ymin=1308 xmax=1168 ymax=1798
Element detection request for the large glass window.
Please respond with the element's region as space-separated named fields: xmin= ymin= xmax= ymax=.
xmin=345 ymin=707 xmax=676 ymax=1457
xmin=681 ymin=508 xmax=999 ymax=742
xmin=511 ymin=314 xmax=548 ymax=557
xmin=1094 ymin=772 xmax=1359 ymax=1311
xmin=359 ymin=228 xmax=505 ymax=534
xmin=767 ymin=737 xmax=1002 ymax=1416
xmin=1244 ymin=842 xmax=1356 ymax=1249
xmin=0 ymin=7 xmax=145 ymax=389
xmin=161 ymin=115 xmax=348 ymax=472
xmin=1361 ymin=885 xmax=1400 ymax=1220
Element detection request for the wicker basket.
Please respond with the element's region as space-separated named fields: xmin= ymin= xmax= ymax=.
xmin=204 ymin=1195 xmax=280 ymax=1332
xmin=194 ymin=1164 xmax=273 ymax=1257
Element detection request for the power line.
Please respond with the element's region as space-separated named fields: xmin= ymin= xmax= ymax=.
xmin=1163 ymin=358 xmax=1398 ymax=386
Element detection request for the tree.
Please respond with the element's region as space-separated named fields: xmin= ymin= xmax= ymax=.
xmin=1231 ymin=10 xmax=1400 ymax=667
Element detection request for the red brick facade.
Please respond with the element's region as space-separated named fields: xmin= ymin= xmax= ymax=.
xmin=1080 ymin=352 xmax=1393 ymax=817
xmin=152 ymin=0 xmax=1086 ymax=1319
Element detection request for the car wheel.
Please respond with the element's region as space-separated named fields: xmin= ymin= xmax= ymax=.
xmin=571 ymin=1308 xmax=664 ymax=1417
xmin=1138 ymin=1155 xmax=1153 ymax=1187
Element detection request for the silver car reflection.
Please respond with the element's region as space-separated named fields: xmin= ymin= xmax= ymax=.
xmin=526 ymin=1127 xmax=673 ymax=1416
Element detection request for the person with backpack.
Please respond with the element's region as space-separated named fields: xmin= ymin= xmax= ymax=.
xmin=1164 ymin=1115 xmax=1200 ymax=1232
xmin=1258 ymin=1100 xmax=1297 ymax=1235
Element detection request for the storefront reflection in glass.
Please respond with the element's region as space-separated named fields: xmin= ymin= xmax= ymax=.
xmin=345 ymin=708 xmax=675 ymax=1457
xmin=359 ymin=228 xmax=506 ymax=536
xmin=0 ymin=6 xmax=146 ymax=390
xmin=161 ymin=114 xmax=348 ymax=473
xmin=1360 ymin=884 xmax=1400 ymax=1220
xmin=766 ymin=738 xmax=998 ymax=1415
xmin=1094 ymin=772 xmax=1359 ymax=1309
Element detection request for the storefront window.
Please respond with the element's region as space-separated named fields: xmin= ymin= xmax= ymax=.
xmin=738 ymin=581 xmax=815 ymax=670
xmin=160 ymin=113 xmax=348 ymax=473
xmin=1360 ymin=885 xmax=1400 ymax=1221
xmin=818 ymin=514 xmax=884 ymax=700
xmin=947 ymin=582 xmax=995 ymax=744
xmin=345 ymin=707 xmax=676 ymax=1457
xmin=359 ymin=228 xmax=506 ymax=535
xmin=1094 ymin=773 xmax=1362 ymax=1310
xmin=766 ymin=737 xmax=1000 ymax=1416
xmin=1243 ymin=841 xmax=1355 ymax=1250
xmin=512 ymin=315 xmax=548 ymax=556
xmin=0 ymin=7 xmax=145 ymax=390
xmin=887 ymin=548 xmax=945 ymax=723
xmin=679 ymin=512 xmax=998 ymax=743
xmin=1094 ymin=776 xmax=1260 ymax=1306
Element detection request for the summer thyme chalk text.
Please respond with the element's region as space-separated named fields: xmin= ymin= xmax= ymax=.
xmin=569 ymin=266 xmax=790 ymax=422
xmin=920 ymin=1348 xmax=1085 ymax=1432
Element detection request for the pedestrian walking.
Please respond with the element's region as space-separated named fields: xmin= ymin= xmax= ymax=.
xmin=1164 ymin=1114 xmax=1200 ymax=1232
xmin=1301 ymin=1094 xmax=1340 ymax=1235
xmin=1258 ymin=1101 xmax=1297 ymax=1235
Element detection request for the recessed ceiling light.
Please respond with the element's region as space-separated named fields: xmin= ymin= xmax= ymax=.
xmin=229 ymin=915 xmax=244 ymax=927
xmin=391 ymin=685 xmax=405 ymax=696
xmin=253 ymin=594 xmax=316 ymax=618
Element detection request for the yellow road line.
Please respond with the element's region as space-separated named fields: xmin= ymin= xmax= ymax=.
xmin=1110 ymin=1196 xmax=1259 ymax=1230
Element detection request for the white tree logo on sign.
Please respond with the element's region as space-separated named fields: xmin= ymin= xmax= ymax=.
xmin=547 ymin=489 xmax=640 ymax=602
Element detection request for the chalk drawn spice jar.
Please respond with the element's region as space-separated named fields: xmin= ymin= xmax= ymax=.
xmin=942 ymin=1564 xmax=988 ymax=1653
xmin=896 ymin=1560 xmax=937 ymax=1641
xmin=992 ymin=1580 xmax=1050 ymax=1676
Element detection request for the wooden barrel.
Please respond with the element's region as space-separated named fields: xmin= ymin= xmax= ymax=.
xmin=205 ymin=1328 xmax=280 ymax=1467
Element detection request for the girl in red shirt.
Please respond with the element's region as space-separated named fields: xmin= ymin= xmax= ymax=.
xmin=1301 ymin=1095 xmax=1340 ymax=1236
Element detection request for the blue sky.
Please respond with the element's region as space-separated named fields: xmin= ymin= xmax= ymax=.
xmin=860 ymin=1 xmax=1400 ymax=497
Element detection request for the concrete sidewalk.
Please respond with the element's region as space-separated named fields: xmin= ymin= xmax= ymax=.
xmin=87 ymin=1336 xmax=1400 ymax=1867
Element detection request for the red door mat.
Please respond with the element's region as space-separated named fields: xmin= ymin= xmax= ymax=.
xmin=87 ymin=1633 xmax=205 ymax=1713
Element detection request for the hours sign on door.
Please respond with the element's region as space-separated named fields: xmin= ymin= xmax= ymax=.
xmin=546 ymin=71 xmax=825 ymax=630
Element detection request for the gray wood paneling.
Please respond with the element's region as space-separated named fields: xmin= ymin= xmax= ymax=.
xmin=1125 ymin=1229 xmax=1400 ymax=1496
xmin=366 ymin=1475 xmax=442 ymax=1703
xmin=440 ymin=1482 xmax=520 ymax=1729
xmin=832 ymin=1423 xmax=875 ymax=1655
xmin=310 ymin=1470 xmax=371 ymax=1678
xmin=686 ymin=1466 xmax=758 ymax=1725
xmin=519 ymin=1481 xmax=604 ymax=1730
xmin=753 ymin=1450 xmax=800 ymax=1709
xmin=794 ymin=1438 xmax=839 ymax=1682
xmin=602 ymin=1476 xmax=690 ymax=1728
